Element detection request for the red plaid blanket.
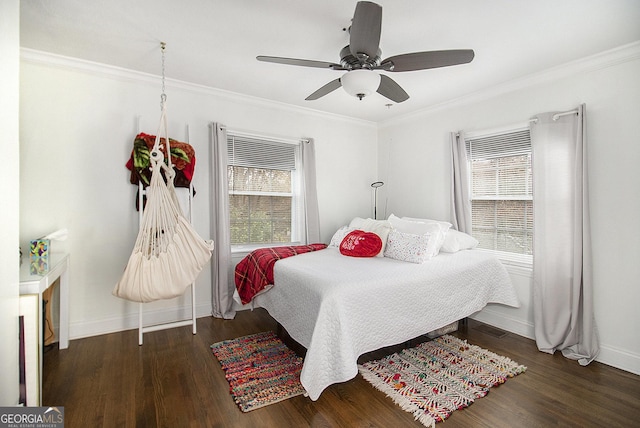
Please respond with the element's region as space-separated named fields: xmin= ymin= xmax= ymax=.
xmin=235 ymin=243 xmax=327 ymax=304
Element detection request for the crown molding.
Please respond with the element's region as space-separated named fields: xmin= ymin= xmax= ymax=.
xmin=380 ymin=40 xmax=640 ymax=128
xmin=20 ymin=48 xmax=376 ymax=128
xmin=19 ymin=41 xmax=640 ymax=130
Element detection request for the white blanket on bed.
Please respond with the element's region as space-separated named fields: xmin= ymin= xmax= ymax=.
xmin=253 ymin=247 xmax=520 ymax=401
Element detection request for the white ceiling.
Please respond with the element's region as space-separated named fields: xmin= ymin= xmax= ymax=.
xmin=20 ymin=0 xmax=640 ymax=123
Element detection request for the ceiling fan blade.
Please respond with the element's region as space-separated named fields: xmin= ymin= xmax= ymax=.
xmin=305 ymin=78 xmax=342 ymax=100
xmin=349 ymin=1 xmax=382 ymax=60
xmin=257 ymin=56 xmax=344 ymax=70
xmin=379 ymin=49 xmax=475 ymax=72
xmin=377 ymin=75 xmax=409 ymax=103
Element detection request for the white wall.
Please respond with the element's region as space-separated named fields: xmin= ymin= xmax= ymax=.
xmin=19 ymin=51 xmax=377 ymax=339
xmin=0 ymin=0 xmax=21 ymax=405
xmin=378 ymin=43 xmax=640 ymax=375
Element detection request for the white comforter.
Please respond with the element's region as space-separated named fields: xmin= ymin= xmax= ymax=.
xmin=253 ymin=247 xmax=520 ymax=400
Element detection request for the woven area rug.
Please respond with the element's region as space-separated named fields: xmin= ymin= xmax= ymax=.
xmin=211 ymin=331 xmax=305 ymax=412
xmin=358 ymin=334 xmax=526 ymax=428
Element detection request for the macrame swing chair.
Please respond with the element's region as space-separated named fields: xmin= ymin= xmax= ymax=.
xmin=113 ymin=44 xmax=214 ymax=303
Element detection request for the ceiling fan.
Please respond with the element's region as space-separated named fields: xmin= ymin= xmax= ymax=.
xmin=257 ymin=1 xmax=474 ymax=103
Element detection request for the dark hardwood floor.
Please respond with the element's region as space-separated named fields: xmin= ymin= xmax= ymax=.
xmin=43 ymin=309 xmax=640 ymax=427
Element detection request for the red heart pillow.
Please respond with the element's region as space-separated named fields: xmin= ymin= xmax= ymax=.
xmin=339 ymin=230 xmax=383 ymax=257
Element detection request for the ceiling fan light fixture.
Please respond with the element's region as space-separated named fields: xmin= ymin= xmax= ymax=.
xmin=341 ymin=69 xmax=381 ymax=100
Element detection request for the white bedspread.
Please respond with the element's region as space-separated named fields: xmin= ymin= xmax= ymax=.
xmin=253 ymin=247 xmax=520 ymax=400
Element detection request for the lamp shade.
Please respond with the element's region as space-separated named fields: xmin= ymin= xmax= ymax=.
xmin=341 ymin=70 xmax=381 ymax=100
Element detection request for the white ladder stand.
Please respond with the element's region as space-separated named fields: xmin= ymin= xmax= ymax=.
xmin=136 ymin=122 xmax=197 ymax=345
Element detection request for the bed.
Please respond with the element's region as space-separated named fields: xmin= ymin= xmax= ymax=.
xmin=247 ymin=237 xmax=520 ymax=400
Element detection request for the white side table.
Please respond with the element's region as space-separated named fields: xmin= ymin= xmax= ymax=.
xmin=19 ymin=252 xmax=70 ymax=405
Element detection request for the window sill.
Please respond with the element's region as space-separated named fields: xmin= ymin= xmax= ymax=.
xmin=475 ymin=248 xmax=532 ymax=271
xmin=231 ymin=242 xmax=302 ymax=255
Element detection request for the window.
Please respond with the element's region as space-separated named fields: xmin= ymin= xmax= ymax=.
xmin=227 ymin=133 xmax=301 ymax=248
xmin=466 ymin=127 xmax=532 ymax=264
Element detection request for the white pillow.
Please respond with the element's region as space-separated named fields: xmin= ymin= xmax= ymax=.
xmin=389 ymin=214 xmax=450 ymax=257
xmin=348 ymin=217 xmax=392 ymax=257
xmin=384 ymin=229 xmax=433 ymax=264
xmin=401 ymin=216 xmax=452 ymax=231
xmin=329 ymin=226 xmax=354 ymax=247
xmin=440 ymin=229 xmax=479 ymax=253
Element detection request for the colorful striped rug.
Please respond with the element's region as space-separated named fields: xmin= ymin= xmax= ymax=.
xmin=211 ymin=331 xmax=305 ymax=412
xmin=358 ymin=334 xmax=526 ymax=428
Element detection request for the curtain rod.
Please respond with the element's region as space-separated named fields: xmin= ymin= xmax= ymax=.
xmin=225 ymin=127 xmax=308 ymax=144
xmin=452 ymin=108 xmax=579 ymax=132
xmin=552 ymin=109 xmax=578 ymax=121
xmin=530 ymin=108 xmax=579 ymax=124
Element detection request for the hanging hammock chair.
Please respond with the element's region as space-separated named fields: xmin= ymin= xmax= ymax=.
xmin=113 ymin=101 xmax=214 ymax=303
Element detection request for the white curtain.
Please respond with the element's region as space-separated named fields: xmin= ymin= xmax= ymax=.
xmin=301 ymin=138 xmax=321 ymax=243
xmin=531 ymin=104 xmax=599 ymax=365
xmin=450 ymin=132 xmax=472 ymax=233
xmin=209 ymin=123 xmax=236 ymax=319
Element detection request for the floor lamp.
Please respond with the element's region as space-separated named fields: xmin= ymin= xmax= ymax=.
xmin=371 ymin=181 xmax=384 ymax=219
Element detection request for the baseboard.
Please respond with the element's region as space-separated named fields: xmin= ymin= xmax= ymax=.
xmin=470 ymin=308 xmax=535 ymax=340
xmin=471 ymin=308 xmax=640 ymax=376
xmin=596 ymin=343 xmax=640 ymax=376
xmin=69 ymin=301 xmax=213 ymax=340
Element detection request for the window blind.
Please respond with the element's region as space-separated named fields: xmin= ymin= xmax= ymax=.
xmin=466 ymin=129 xmax=532 ymax=200
xmin=466 ymin=127 xmax=533 ymax=257
xmin=226 ymin=132 xmax=299 ymax=246
xmin=465 ymin=129 xmax=531 ymax=160
xmin=227 ymin=135 xmax=296 ymax=171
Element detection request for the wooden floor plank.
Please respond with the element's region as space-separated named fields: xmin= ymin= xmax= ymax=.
xmin=43 ymin=309 xmax=640 ymax=427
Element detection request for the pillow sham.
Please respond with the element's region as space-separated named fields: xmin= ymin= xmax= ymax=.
xmin=399 ymin=216 xmax=477 ymax=252
xmin=439 ymin=229 xmax=479 ymax=253
xmin=383 ymin=229 xmax=433 ymax=264
xmin=401 ymin=216 xmax=453 ymax=230
xmin=339 ymin=230 xmax=383 ymax=258
xmin=348 ymin=217 xmax=392 ymax=257
xmin=388 ymin=214 xmax=450 ymax=258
